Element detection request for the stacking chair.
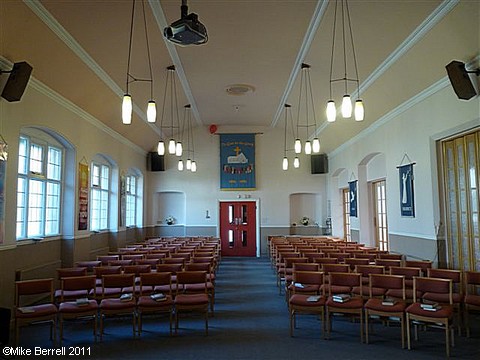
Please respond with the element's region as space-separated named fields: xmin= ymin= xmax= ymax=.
xmin=75 ymin=260 xmax=102 ymax=273
xmin=388 ymin=266 xmax=421 ymax=303
xmin=99 ymin=274 xmax=137 ymax=340
xmin=93 ymin=266 xmax=122 ymax=298
xmin=174 ymin=271 xmax=210 ymax=335
xmin=345 ymin=258 xmax=369 ymax=272
xmin=55 ymin=267 xmax=88 ymax=303
xmin=325 ymin=272 xmax=364 ymax=342
xmin=289 ymin=271 xmax=326 ymax=338
xmin=464 ymin=270 xmax=480 ymax=337
xmin=321 ymin=263 xmax=350 ymax=295
xmin=378 ymin=253 xmax=404 ymax=261
xmin=184 ymin=263 xmax=216 ymax=313
xmin=405 ymin=260 xmax=433 ymax=276
xmin=14 ymin=278 xmax=57 ymax=346
xmin=97 ymin=255 xmax=120 ymax=266
xmin=374 ymin=259 xmax=401 ymax=271
xmin=137 ymin=272 xmax=174 ymax=336
xmin=364 ymin=274 xmax=407 ymax=348
xmin=355 ymin=265 xmax=385 ymax=286
xmin=426 ymin=268 xmax=463 ymax=335
xmin=405 ymin=277 xmax=454 ymax=357
xmin=58 ymin=275 xmax=98 ymax=344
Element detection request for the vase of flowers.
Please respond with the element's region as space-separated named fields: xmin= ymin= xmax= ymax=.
xmin=301 ymin=216 xmax=310 ymax=226
xmin=165 ymin=215 xmax=175 ymax=225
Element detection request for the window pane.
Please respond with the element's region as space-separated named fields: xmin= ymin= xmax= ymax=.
xmin=92 ymin=164 xmax=100 ymax=187
xmin=47 ymin=147 xmax=62 ymax=181
xmin=29 ymin=143 xmax=43 ymax=174
xmin=27 ymin=179 xmax=44 ymax=237
xmin=45 ymin=182 xmax=60 ymax=235
xmin=101 ymin=165 xmax=109 ymax=190
xmin=16 ymin=177 xmax=27 ymax=238
xmin=18 ymin=137 xmax=28 ymax=175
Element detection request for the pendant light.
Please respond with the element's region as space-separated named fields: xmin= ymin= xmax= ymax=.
xmin=121 ymin=0 xmax=156 ymax=125
xmin=159 ymin=65 xmax=182 ymax=156
xmin=326 ymin=0 xmax=364 ymax=122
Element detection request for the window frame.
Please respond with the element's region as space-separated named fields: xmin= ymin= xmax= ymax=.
xmin=89 ymin=160 xmax=111 ymax=232
xmin=16 ymin=133 xmax=64 ymax=240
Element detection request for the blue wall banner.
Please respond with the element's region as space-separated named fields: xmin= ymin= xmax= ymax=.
xmin=399 ymin=163 xmax=415 ymax=217
xmin=349 ymin=180 xmax=358 ymax=217
xmin=220 ymin=134 xmax=256 ymax=190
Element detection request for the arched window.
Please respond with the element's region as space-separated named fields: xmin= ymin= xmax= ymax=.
xmin=90 ymin=156 xmax=111 ymax=231
xmin=16 ymin=130 xmax=65 ymax=239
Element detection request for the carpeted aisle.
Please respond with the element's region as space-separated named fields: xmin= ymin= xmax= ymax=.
xmin=12 ymin=257 xmax=480 ymax=359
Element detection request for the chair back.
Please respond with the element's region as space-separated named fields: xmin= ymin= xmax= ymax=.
xmin=322 ymin=263 xmax=350 ymax=274
xmin=375 ymin=259 xmax=402 ymax=270
xmin=94 ymin=266 xmax=122 ymax=279
xmin=405 ymin=260 xmax=433 ymax=276
xmin=156 ymin=263 xmax=184 ymax=274
xmin=97 ymin=255 xmax=120 ymax=265
xmin=413 ymin=276 xmax=453 ymax=304
xmin=314 ymin=257 xmax=338 ymax=265
xmin=57 ymin=267 xmax=87 ymax=279
xmin=328 ymin=272 xmax=361 ymax=295
xmin=102 ymin=273 xmax=135 ymax=289
xmin=60 ymin=275 xmax=96 ymax=300
xmin=293 ymin=263 xmax=319 ymax=272
xmin=378 ymin=253 xmax=403 ymax=260
xmin=122 ymin=254 xmax=145 ymax=261
xmin=369 ymin=274 xmax=405 ymax=299
xmin=16 ymin=278 xmax=54 ymax=305
xmin=345 ymin=258 xmax=369 ymax=271
xmin=123 ymin=264 xmax=152 ymax=276
xmin=293 ymin=271 xmax=324 ymax=291
xmin=139 ymin=272 xmax=172 ymax=296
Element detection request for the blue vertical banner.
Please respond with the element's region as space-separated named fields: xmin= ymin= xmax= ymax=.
xmin=349 ymin=180 xmax=358 ymax=217
xmin=220 ymin=134 xmax=256 ymax=190
xmin=399 ymin=163 xmax=415 ymax=217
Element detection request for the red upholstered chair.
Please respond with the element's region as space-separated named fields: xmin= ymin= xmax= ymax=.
xmin=184 ymin=262 xmax=216 ymax=313
xmin=99 ymin=274 xmax=137 ymax=340
xmin=374 ymin=258 xmax=401 ymax=271
xmin=174 ymin=271 xmax=210 ymax=335
xmin=364 ymin=274 xmax=407 ymax=348
xmin=325 ymin=272 xmax=364 ymax=342
xmin=426 ymin=268 xmax=463 ymax=335
xmin=388 ymin=266 xmax=421 ymax=303
xmin=136 ymin=272 xmax=174 ymax=336
xmin=404 ymin=260 xmax=433 ymax=276
xmin=58 ymin=275 xmax=98 ymax=344
xmin=288 ymin=271 xmax=326 ymax=338
xmin=54 ymin=267 xmax=88 ymax=303
xmin=405 ymin=277 xmax=454 ymax=357
xmin=464 ymin=270 xmax=480 ymax=337
xmin=354 ymin=265 xmax=385 ymax=286
xmin=14 ymin=278 xmax=57 ymax=346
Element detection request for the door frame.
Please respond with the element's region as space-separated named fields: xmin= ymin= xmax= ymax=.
xmin=217 ymin=198 xmax=261 ymax=257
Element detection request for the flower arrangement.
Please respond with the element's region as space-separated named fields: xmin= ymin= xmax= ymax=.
xmin=165 ymin=215 xmax=175 ymax=225
xmin=300 ymin=216 xmax=310 ymax=226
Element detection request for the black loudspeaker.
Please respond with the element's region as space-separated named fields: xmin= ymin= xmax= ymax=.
xmin=1 ymin=61 xmax=33 ymax=102
xmin=445 ymin=60 xmax=477 ymax=100
xmin=0 ymin=307 xmax=11 ymax=345
xmin=311 ymin=154 xmax=328 ymax=174
xmin=147 ymin=152 xmax=165 ymax=171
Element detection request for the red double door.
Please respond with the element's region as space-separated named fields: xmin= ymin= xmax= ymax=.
xmin=219 ymin=201 xmax=256 ymax=256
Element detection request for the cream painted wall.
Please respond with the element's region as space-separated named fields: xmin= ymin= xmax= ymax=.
xmin=0 ymin=79 xmax=147 ymax=248
xmin=145 ymin=125 xmax=328 ymax=231
xmin=329 ymin=82 xmax=480 ymax=258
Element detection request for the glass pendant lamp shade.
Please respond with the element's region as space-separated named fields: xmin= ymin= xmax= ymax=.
xmin=282 ymin=157 xmax=288 ymax=171
xmin=293 ymin=157 xmax=300 ymax=168
xmin=186 ymin=158 xmax=192 ymax=170
xmin=294 ymin=139 xmax=302 ymax=154
xmin=147 ymin=101 xmax=156 ymax=123
xmin=157 ymin=141 xmax=165 ymax=155
xmin=175 ymin=142 xmax=183 ymax=156
xmin=342 ymin=95 xmax=352 ymax=118
xmin=304 ymin=140 xmax=312 ymax=155
xmin=168 ymin=139 xmax=176 ymax=154
xmin=177 ymin=159 xmax=184 ymax=171
xmin=326 ymin=100 xmax=336 ymax=122
xmin=312 ymin=138 xmax=320 ymax=153
xmin=191 ymin=161 xmax=197 ymax=172
xmin=122 ymin=94 xmax=132 ymax=124
xmin=354 ymin=99 xmax=364 ymax=121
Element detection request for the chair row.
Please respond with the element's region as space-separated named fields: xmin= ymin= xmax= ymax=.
xmin=287 ymin=271 xmax=480 ymax=357
xmin=15 ymin=270 xmax=213 ymax=346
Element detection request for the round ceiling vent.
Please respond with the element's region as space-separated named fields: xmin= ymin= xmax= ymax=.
xmin=225 ymin=84 xmax=255 ymax=96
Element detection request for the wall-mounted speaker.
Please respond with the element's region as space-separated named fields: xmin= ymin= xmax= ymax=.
xmin=147 ymin=152 xmax=165 ymax=172
xmin=311 ymin=154 xmax=328 ymax=174
xmin=1 ymin=61 xmax=33 ymax=102
xmin=445 ymin=60 xmax=477 ymax=100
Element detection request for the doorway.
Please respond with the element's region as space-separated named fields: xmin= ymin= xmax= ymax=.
xmin=219 ymin=201 xmax=257 ymax=256
xmin=372 ymin=179 xmax=388 ymax=251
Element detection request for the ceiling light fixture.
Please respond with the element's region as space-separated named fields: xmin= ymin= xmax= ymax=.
xmin=158 ymin=65 xmax=182 ymax=156
xmin=326 ymin=0 xmax=364 ymax=123
xmin=122 ymin=0 xmax=156 ymax=125
xmin=179 ymin=104 xmax=197 ymax=173
xmin=294 ymin=63 xmax=320 ymax=155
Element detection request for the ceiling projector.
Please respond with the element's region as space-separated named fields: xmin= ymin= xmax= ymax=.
xmin=164 ymin=1 xmax=208 ymax=46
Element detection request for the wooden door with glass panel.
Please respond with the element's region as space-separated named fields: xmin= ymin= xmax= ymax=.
xmin=219 ymin=201 xmax=256 ymax=256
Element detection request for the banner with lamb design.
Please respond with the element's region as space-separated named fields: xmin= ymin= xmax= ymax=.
xmin=220 ymin=133 xmax=256 ymax=190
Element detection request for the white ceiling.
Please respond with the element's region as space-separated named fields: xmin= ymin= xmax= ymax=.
xmin=11 ymin=0 xmax=478 ymax=154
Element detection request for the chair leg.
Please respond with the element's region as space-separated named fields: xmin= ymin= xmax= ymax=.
xmin=289 ymin=310 xmax=294 ymax=337
xmin=406 ymin=314 xmax=412 ymax=350
xmin=100 ymin=314 xmax=104 ymax=341
xmin=445 ymin=322 xmax=450 ymax=358
xmin=465 ymin=307 xmax=470 ymax=338
xmin=359 ymin=311 xmax=364 ymax=343
xmin=138 ymin=312 xmax=142 ymax=336
xmin=365 ymin=312 xmax=370 ymax=344
xmin=205 ymin=310 xmax=209 ymax=336
xmin=400 ymin=315 xmax=405 ymax=349
xmin=59 ymin=317 xmax=64 ymax=346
